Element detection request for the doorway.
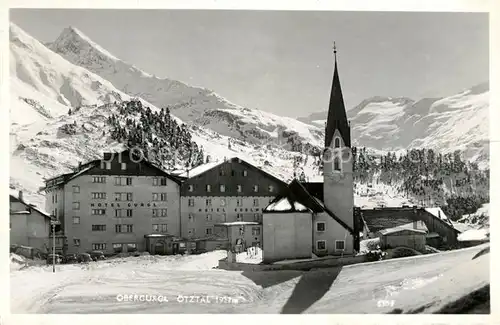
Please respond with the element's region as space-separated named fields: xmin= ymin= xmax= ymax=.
xmin=172 ymin=243 xmax=179 ymax=255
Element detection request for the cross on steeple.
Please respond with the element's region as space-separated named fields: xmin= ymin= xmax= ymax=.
xmin=333 ymin=41 xmax=337 ymax=61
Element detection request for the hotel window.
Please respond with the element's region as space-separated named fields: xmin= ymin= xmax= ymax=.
xmin=206 ymin=228 xmax=213 ymax=235
xmin=220 ymin=199 xmax=226 ymax=207
xmin=160 ymin=178 xmax=167 ymax=186
xmin=237 ymin=185 xmax=242 ymax=192
xmin=72 ymin=202 xmax=80 ymax=210
xmin=106 ymin=162 xmax=111 ymax=170
xmin=161 ymin=209 xmax=168 ymax=217
xmin=153 ymin=193 xmax=159 ymax=201
xmin=220 ymin=184 xmax=225 ymax=192
xmin=127 ymin=193 xmax=133 ymax=201
xmin=153 ymin=178 xmax=159 ymax=186
xmin=152 ymin=224 xmax=159 ymax=232
xmin=236 ymin=199 xmax=243 ymax=207
xmin=206 ymin=214 xmax=212 ymax=221
xmin=92 ymin=243 xmax=106 ymax=250
xmin=219 ymin=169 xmax=225 ymax=176
xmin=239 ymin=227 xmax=245 ymax=235
xmin=113 ymin=243 xmax=123 ymax=253
xmin=206 ymin=185 xmax=211 ymax=192
xmin=126 ymin=177 xmax=132 ymax=185
xmin=73 ymin=216 xmax=80 ymax=224
xmin=231 ymin=170 xmax=235 ymax=176
xmin=188 ymin=199 xmax=194 ymax=207
xmin=236 ymin=213 xmax=243 ymax=221
xmin=115 ymin=209 xmax=122 ymax=218
xmin=253 ymin=213 xmax=260 ymax=222
xmin=188 ymin=214 xmax=195 ymax=222
xmin=114 ymin=177 xmax=121 ymax=186
xmin=73 ymin=186 xmax=80 ymax=193
xmin=55 ymin=194 xmax=58 ymax=203
xmin=268 ymin=185 xmax=274 ymax=192
xmin=73 ymin=239 xmax=80 ymax=246
xmin=243 ymin=170 xmax=248 ymax=176
xmin=252 ymin=227 xmax=261 ymax=236
xmin=126 ymin=209 xmax=133 ymax=217
xmin=161 ymin=224 xmax=168 ymax=232
xmin=253 ymin=199 xmax=259 ymax=207
xmin=121 ymin=163 xmax=126 ymax=170
xmin=92 ymin=225 xmax=106 ymax=231
xmin=316 ymin=222 xmax=326 ymax=232
xmin=92 ymin=209 xmax=106 ymax=215
xmin=188 ymin=185 xmax=194 ymax=192
xmin=334 ymin=158 xmax=341 ymax=171
xmin=160 ymin=193 xmax=167 ymax=201
xmin=253 ymin=185 xmax=259 ymax=192
xmin=115 ymin=224 xmax=133 ymax=233
xmin=92 ymin=192 xmax=106 ymax=199
xmin=100 ymin=161 xmax=105 ymax=169
xmin=335 ymin=240 xmax=345 ymax=251
xmin=152 ymin=209 xmax=159 ymax=217
xmin=316 ymin=240 xmax=327 ymax=251
xmin=334 ymin=138 xmax=340 ymax=148
xmin=92 ymin=177 xmax=106 ymax=183
xmin=206 ymin=199 xmax=212 ymax=206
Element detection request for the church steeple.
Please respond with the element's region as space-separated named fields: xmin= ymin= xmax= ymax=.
xmin=325 ymin=42 xmax=351 ymax=148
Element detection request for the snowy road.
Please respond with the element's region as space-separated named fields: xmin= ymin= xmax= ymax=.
xmin=10 ymin=245 xmax=489 ymax=314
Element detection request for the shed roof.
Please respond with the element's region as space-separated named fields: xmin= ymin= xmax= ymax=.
xmin=379 ymin=227 xmax=427 ymax=236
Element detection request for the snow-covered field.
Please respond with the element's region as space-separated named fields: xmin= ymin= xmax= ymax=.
xmin=10 ymin=244 xmax=489 ymax=314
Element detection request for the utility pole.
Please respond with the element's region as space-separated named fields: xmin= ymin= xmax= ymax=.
xmin=51 ymin=219 xmax=60 ymax=273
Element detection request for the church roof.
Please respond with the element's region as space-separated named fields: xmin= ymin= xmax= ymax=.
xmin=325 ymin=44 xmax=351 ymax=148
xmin=263 ymin=179 xmax=354 ymax=234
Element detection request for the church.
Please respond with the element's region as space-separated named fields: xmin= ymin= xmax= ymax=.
xmin=262 ymin=45 xmax=360 ymax=263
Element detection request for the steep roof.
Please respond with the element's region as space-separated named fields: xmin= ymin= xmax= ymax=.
xmin=264 ymin=179 xmax=354 ymax=234
xmin=43 ymin=149 xmax=182 ymax=189
xmin=325 ymin=45 xmax=351 ymax=148
xmin=9 ymin=191 xmax=52 ymax=219
xmin=180 ymin=157 xmax=287 ymax=187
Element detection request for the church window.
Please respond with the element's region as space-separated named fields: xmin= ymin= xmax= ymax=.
xmin=334 ymin=158 xmax=341 ymax=171
xmin=335 ymin=240 xmax=346 ymax=251
xmin=316 ymin=240 xmax=326 ymax=251
xmin=334 ymin=138 xmax=340 ymax=148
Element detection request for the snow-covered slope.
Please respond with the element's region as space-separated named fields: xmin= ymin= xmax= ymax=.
xmin=48 ymin=26 xmax=324 ymax=151
xmin=299 ymin=84 xmax=489 ymax=166
xmin=10 ymin=24 xmax=329 ymax=208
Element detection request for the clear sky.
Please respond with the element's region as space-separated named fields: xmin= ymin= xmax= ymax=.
xmin=10 ymin=9 xmax=489 ymax=118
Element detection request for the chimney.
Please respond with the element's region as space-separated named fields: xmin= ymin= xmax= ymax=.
xmin=18 ymin=190 xmax=23 ymax=201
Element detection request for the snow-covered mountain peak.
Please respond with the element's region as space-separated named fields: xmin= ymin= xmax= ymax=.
xmin=48 ymin=26 xmax=324 ymax=150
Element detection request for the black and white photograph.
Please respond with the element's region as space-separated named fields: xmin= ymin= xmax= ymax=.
xmin=7 ymin=4 xmax=492 ymax=315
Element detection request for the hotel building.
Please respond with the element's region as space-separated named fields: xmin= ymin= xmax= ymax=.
xmin=43 ymin=150 xmax=182 ymax=255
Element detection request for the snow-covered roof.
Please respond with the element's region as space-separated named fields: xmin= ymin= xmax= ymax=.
xmin=9 ymin=189 xmax=52 ymax=218
xmin=10 ymin=211 xmax=31 ymax=215
xmin=379 ymin=226 xmax=427 ymax=236
xmin=457 ymin=228 xmax=489 ymax=242
xmin=425 ymin=207 xmax=451 ymax=223
xmin=178 ymin=161 xmax=223 ymax=178
xmin=264 ymin=197 xmax=310 ymax=213
xmin=215 ymin=221 xmax=260 ymax=227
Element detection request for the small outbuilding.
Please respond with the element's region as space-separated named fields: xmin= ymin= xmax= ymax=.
xmin=378 ymin=226 xmax=427 ymax=252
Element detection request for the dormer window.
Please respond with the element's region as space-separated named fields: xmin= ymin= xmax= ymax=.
xmin=121 ymin=163 xmax=126 ymax=170
xmin=206 ymin=185 xmax=211 ymax=192
xmin=188 ymin=185 xmax=194 ymax=192
xmin=243 ymin=170 xmax=248 ymax=176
